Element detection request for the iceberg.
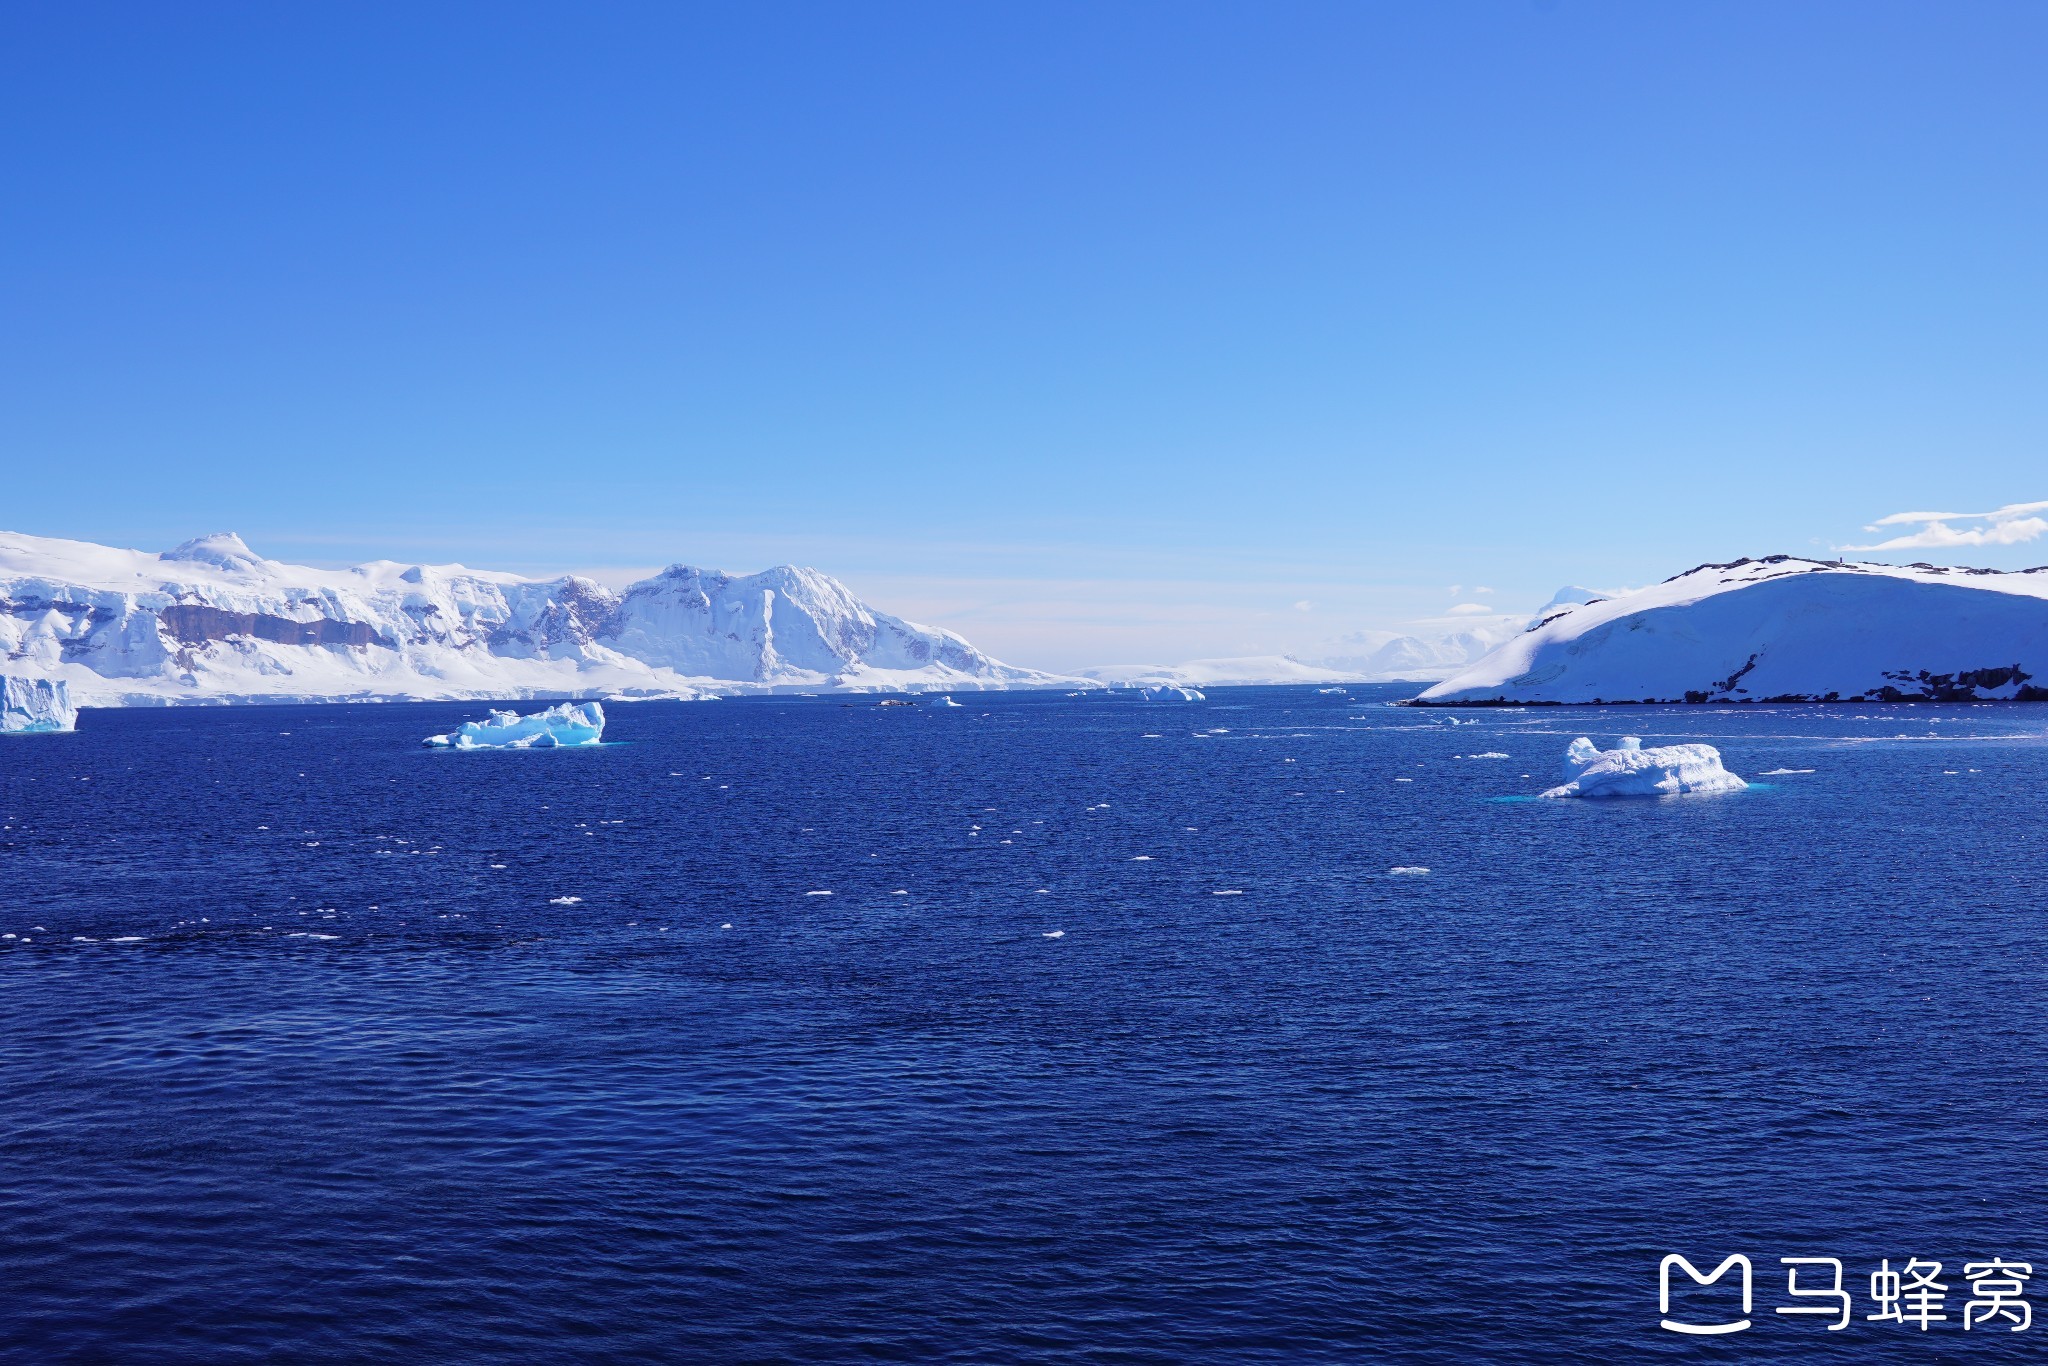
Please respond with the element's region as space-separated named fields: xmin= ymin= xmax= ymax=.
xmin=931 ymin=695 xmax=962 ymax=707
xmin=2 ymin=676 xmax=77 ymax=733
xmin=424 ymin=701 xmax=605 ymax=749
xmin=1540 ymin=736 xmax=1746 ymax=799
xmin=1142 ymin=684 xmax=1206 ymax=702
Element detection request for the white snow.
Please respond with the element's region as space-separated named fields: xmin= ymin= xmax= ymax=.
xmin=1 ymin=676 xmax=76 ymax=733
xmin=0 ymin=530 xmax=1078 ymax=705
xmin=1540 ymin=736 xmax=1748 ymax=799
xmin=1420 ymin=555 xmax=2048 ymax=705
xmin=424 ymin=701 xmax=605 ymax=749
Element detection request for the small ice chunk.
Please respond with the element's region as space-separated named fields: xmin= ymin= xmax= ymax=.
xmin=804 ymin=890 xmax=832 ymax=896
xmin=1042 ymin=930 xmax=1065 ymax=938
xmin=1758 ymin=768 xmax=1816 ymax=776
xmin=548 ymin=895 xmax=583 ymax=905
xmin=1541 ymin=736 xmax=1747 ymax=799
xmin=931 ymin=695 xmax=963 ymax=707
xmin=424 ymin=702 xmax=605 ymax=749
xmin=1388 ymin=866 xmax=1430 ymax=876
xmin=1213 ymin=889 xmax=1244 ymax=896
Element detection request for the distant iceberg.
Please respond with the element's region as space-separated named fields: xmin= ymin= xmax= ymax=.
xmin=1142 ymin=684 xmax=1206 ymax=702
xmin=424 ymin=701 xmax=605 ymax=749
xmin=931 ymin=695 xmax=962 ymax=707
xmin=2 ymin=677 xmax=77 ymax=733
xmin=1540 ymin=736 xmax=1746 ymax=799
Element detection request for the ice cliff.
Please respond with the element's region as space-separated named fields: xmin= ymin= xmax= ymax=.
xmin=1540 ymin=736 xmax=1747 ymax=799
xmin=1 ymin=676 xmax=76 ymax=733
xmin=0 ymin=531 xmax=1072 ymax=705
xmin=1419 ymin=556 xmax=2048 ymax=705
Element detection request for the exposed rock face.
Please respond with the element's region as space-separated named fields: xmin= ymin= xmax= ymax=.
xmin=1419 ymin=555 xmax=2048 ymax=705
xmin=0 ymin=531 xmax=1068 ymax=704
xmin=157 ymin=604 xmax=390 ymax=649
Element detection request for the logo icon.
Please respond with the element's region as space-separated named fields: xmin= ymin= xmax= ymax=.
xmin=1661 ymin=1254 xmax=1753 ymax=1335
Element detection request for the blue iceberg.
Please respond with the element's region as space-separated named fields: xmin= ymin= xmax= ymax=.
xmin=425 ymin=701 xmax=605 ymax=749
xmin=2 ymin=677 xmax=77 ymax=734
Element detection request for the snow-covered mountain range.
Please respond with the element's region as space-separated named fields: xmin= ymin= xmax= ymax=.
xmin=0 ymin=532 xmax=1069 ymax=704
xmin=1077 ymin=616 xmax=1532 ymax=689
xmin=1419 ymin=555 xmax=2048 ymax=704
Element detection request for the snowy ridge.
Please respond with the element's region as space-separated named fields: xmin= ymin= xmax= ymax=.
xmin=1418 ymin=555 xmax=2048 ymax=705
xmin=1076 ymin=624 xmax=1524 ymax=690
xmin=0 ymin=531 xmax=1073 ymax=704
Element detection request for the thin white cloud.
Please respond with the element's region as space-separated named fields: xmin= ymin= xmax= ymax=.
xmin=1445 ymin=602 xmax=1496 ymax=616
xmin=1842 ymin=500 xmax=2048 ymax=551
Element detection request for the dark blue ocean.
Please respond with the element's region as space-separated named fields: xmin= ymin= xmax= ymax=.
xmin=5 ymin=686 xmax=2047 ymax=1362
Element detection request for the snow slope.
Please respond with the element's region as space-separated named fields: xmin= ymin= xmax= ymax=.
xmin=0 ymin=531 xmax=1072 ymax=704
xmin=1418 ymin=556 xmax=2048 ymax=705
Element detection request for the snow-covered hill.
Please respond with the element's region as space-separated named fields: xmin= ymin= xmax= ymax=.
xmin=1417 ymin=555 xmax=2048 ymax=705
xmin=0 ymin=531 xmax=1071 ymax=704
xmin=1080 ymin=619 xmax=1525 ymax=689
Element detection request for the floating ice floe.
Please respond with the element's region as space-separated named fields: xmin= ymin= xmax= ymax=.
xmin=1042 ymin=930 xmax=1065 ymax=939
xmin=424 ymin=701 xmax=605 ymax=749
xmin=1388 ymin=866 xmax=1430 ymax=876
xmin=1 ymin=677 xmax=77 ymax=734
xmin=931 ymin=695 xmax=962 ymax=707
xmin=1758 ymin=768 xmax=1816 ymax=776
xmin=1541 ymin=736 xmax=1747 ymax=800
xmin=1142 ymin=684 xmax=1206 ymax=702
xmin=1315 ymin=687 xmax=1349 ymax=695
xmin=548 ymin=895 xmax=583 ymax=905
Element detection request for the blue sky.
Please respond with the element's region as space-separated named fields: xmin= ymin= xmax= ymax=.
xmin=4 ymin=2 xmax=2046 ymax=668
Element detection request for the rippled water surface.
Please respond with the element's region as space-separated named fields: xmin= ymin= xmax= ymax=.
xmin=6 ymin=686 xmax=2048 ymax=1362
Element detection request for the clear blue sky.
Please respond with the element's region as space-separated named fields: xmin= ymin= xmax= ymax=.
xmin=4 ymin=2 xmax=2046 ymax=668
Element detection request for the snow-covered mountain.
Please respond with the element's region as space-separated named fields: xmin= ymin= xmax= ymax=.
xmin=0 ymin=531 xmax=1071 ymax=704
xmin=1080 ymin=618 xmax=1525 ymax=689
xmin=1076 ymin=656 xmax=1365 ymax=689
xmin=1418 ymin=555 xmax=2048 ymax=705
